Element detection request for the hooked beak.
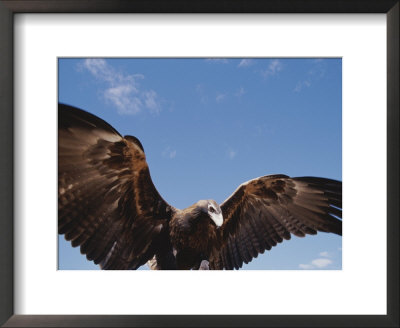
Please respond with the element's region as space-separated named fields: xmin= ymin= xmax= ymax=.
xmin=210 ymin=212 xmax=223 ymax=228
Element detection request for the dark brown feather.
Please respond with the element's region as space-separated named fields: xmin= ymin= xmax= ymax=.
xmin=210 ymin=175 xmax=342 ymax=270
xmin=58 ymin=104 xmax=175 ymax=269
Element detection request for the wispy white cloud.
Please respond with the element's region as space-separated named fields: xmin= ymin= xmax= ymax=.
xmin=294 ymin=60 xmax=326 ymax=93
xmin=308 ymin=61 xmax=326 ymax=79
xmin=319 ymin=251 xmax=330 ymax=257
xmin=104 ymin=85 xmax=142 ymax=115
xmin=227 ymin=149 xmax=237 ymax=160
xmin=294 ymin=80 xmax=311 ymax=92
xmin=253 ymin=124 xmax=275 ymax=137
xmin=299 ymin=257 xmax=333 ymax=269
xmin=298 ymin=264 xmax=314 ymax=269
xmin=216 ymin=93 xmax=227 ymax=103
xmin=143 ymin=90 xmax=160 ymax=114
xmin=205 ymin=58 xmax=229 ymax=64
xmin=238 ymin=59 xmax=253 ymax=68
xmin=162 ymin=146 xmax=177 ymax=159
xmin=195 ymin=84 xmax=204 ymax=93
xmin=169 ymin=150 xmax=177 ymax=159
xmin=80 ymin=59 xmax=160 ymax=115
xmin=235 ymin=87 xmax=245 ymax=97
xmin=311 ymin=258 xmax=332 ymax=268
xmin=262 ymin=59 xmax=283 ymax=77
xmin=195 ymin=84 xmax=208 ymax=104
xmin=197 ymin=84 xmax=244 ymax=104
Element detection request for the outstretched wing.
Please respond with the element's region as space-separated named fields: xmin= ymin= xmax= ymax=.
xmin=209 ymin=175 xmax=342 ymax=270
xmin=58 ymin=104 xmax=174 ymax=269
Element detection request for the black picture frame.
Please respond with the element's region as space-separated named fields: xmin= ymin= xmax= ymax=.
xmin=0 ymin=1 xmax=398 ymax=327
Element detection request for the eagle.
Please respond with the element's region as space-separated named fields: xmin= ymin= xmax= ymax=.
xmin=58 ymin=103 xmax=342 ymax=270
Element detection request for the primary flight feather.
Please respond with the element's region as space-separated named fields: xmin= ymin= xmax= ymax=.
xmin=58 ymin=103 xmax=342 ymax=270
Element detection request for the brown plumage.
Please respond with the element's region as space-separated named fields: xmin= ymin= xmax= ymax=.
xmin=58 ymin=103 xmax=342 ymax=270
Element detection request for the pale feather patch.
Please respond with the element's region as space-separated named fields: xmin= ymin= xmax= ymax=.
xmin=210 ymin=212 xmax=223 ymax=227
xmin=199 ymin=260 xmax=210 ymax=270
xmin=147 ymin=256 xmax=159 ymax=270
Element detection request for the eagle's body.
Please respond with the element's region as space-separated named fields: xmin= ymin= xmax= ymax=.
xmin=58 ymin=104 xmax=342 ymax=270
xmin=169 ymin=201 xmax=222 ymax=270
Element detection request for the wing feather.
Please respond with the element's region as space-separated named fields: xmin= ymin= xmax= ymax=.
xmin=58 ymin=104 xmax=174 ymax=269
xmin=210 ymin=175 xmax=342 ymax=269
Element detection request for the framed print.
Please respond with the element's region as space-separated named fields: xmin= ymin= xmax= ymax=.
xmin=0 ymin=1 xmax=398 ymax=327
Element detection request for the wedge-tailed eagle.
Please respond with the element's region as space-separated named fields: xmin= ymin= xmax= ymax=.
xmin=58 ymin=103 xmax=342 ymax=270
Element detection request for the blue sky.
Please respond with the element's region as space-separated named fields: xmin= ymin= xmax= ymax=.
xmin=58 ymin=58 xmax=342 ymax=270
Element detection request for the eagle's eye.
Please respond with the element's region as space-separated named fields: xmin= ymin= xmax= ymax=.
xmin=209 ymin=206 xmax=216 ymax=213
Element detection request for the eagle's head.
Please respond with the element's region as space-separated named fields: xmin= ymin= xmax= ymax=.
xmin=197 ymin=199 xmax=223 ymax=228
